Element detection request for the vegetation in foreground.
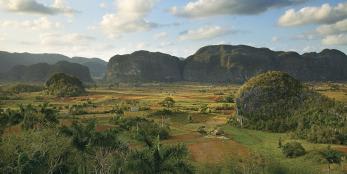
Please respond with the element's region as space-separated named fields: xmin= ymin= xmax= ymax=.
xmin=1 ymin=73 xmax=347 ymax=173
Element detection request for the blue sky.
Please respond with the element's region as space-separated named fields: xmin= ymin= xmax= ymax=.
xmin=0 ymin=0 xmax=346 ymax=61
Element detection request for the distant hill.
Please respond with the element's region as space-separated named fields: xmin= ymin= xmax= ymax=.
xmin=105 ymin=45 xmax=347 ymax=83
xmin=106 ymin=50 xmax=183 ymax=83
xmin=2 ymin=61 xmax=93 ymax=83
xmin=0 ymin=51 xmax=107 ymax=79
xmin=183 ymin=45 xmax=347 ymax=83
xmin=71 ymin=57 xmax=107 ymax=79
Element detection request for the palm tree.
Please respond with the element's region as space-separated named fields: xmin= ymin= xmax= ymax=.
xmin=20 ymin=104 xmax=39 ymax=130
xmin=60 ymin=120 xmax=129 ymax=174
xmin=60 ymin=120 xmax=96 ymax=174
xmin=127 ymin=137 xmax=194 ymax=174
xmin=39 ymin=103 xmax=59 ymax=127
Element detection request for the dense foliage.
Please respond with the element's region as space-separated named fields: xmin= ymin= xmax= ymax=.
xmin=282 ymin=142 xmax=306 ymax=158
xmin=0 ymin=104 xmax=192 ymax=174
xmin=45 ymin=73 xmax=85 ymax=97
xmin=232 ymin=71 xmax=347 ymax=144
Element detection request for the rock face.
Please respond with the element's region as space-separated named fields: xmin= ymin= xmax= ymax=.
xmin=183 ymin=45 xmax=347 ymax=83
xmin=105 ymin=45 xmax=347 ymax=83
xmin=70 ymin=57 xmax=107 ymax=79
xmin=4 ymin=61 xmax=93 ymax=83
xmin=106 ymin=51 xmax=183 ymax=83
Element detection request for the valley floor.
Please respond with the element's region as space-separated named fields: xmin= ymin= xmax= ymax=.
xmin=1 ymin=82 xmax=347 ymax=173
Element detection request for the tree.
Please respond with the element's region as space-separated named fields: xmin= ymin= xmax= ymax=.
xmin=0 ymin=110 xmax=9 ymax=135
xmin=60 ymin=120 xmax=129 ymax=174
xmin=159 ymin=97 xmax=175 ymax=108
xmin=91 ymin=129 xmax=128 ymax=174
xmin=20 ymin=105 xmax=39 ymax=130
xmin=60 ymin=120 xmax=96 ymax=173
xmin=282 ymin=142 xmax=305 ymax=158
xmin=17 ymin=151 xmax=48 ymax=174
xmin=127 ymin=141 xmax=194 ymax=174
xmin=322 ymin=147 xmax=344 ymax=174
xmin=39 ymin=103 xmax=59 ymax=127
xmin=278 ymin=137 xmax=282 ymax=148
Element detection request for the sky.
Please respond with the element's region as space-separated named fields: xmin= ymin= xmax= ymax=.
xmin=0 ymin=0 xmax=346 ymax=61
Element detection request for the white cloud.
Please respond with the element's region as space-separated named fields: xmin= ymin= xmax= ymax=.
xmin=322 ymin=34 xmax=347 ymax=46
xmin=40 ymin=33 xmax=95 ymax=46
xmin=292 ymin=33 xmax=318 ymax=41
xmin=0 ymin=17 xmax=61 ymax=30
xmin=99 ymin=2 xmax=107 ymax=9
xmin=178 ymin=26 xmax=232 ymax=41
xmin=155 ymin=32 xmax=168 ymax=39
xmin=100 ymin=0 xmax=159 ymax=38
xmin=0 ymin=0 xmax=77 ymax=16
xmin=170 ymin=0 xmax=309 ymax=18
xmin=0 ymin=34 xmax=6 ymax=41
xmin=317 ymin=19 xmax=347 ymax=35
xmin=272 ymin=36 xmax=279 ymax=43
xmin=278 ymin=3 xmax=347 ymax=27
xmin=159 ymin=41 xmax=173 ymax=47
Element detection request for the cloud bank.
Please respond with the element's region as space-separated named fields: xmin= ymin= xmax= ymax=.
xmin=0 ymin=0 xmax=77 ymax=15
xmin=170 ymin=0 xmax=309 ymax=18
xmin=100 ymin=0 xmax=159 ymax=38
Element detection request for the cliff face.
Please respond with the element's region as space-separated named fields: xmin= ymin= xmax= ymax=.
xmin=183 ymin=45 xmax=347 ymax=83
xmin=4 ymin=61 xmax=93 ymax=83
xmin=106 ymin=51 xmax=183 ymax=83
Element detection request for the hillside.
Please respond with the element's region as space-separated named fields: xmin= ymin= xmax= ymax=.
xmin=3 ymin=61 xmax=93 ymax=83
xmin=183 ymin=45 xmax=347 ymax=83
xmin=0 ymin=51 xmax=107 ymax=79
xmin=233 ymin=71 xmax=347 ymax=144
xmin=106 ymin=50 xmax=183 ymax=83
xmin=105 ymin=45 xmax=347 ymax=83
xmin=46 ymin=73 xmax=86 ymax=97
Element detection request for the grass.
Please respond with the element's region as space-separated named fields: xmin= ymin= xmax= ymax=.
xmin=1 ymin=82 xmax=347 ymax=173
xmin=222 ymin=125 xmax=346 ymax=174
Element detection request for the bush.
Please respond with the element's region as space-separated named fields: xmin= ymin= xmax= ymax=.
xmin=215 ymin=95 xmax=234 ymax=103
xmin=282 ymin=142 xmax=306 ymax=158
xmin=151 ymin=109 xmax=173 ymax=116
xmin=159 ymin=97 xmax=175 ymax=108
xmin=197 ymin=126 xmax=207 ymax=135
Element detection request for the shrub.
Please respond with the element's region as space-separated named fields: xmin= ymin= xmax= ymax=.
xmin=159 ymin=97 xmax=175 ymax=108
xmin=197 ymin=126 xmax=207 ymax=135
xmin=282 ymin=142 xmax=306 ymax=158
xmin=151 ymin=109 xmax=173 ymax=116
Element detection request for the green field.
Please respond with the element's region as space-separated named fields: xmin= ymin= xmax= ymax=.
xmin=1 ymin=82 xmax=347 ymax=173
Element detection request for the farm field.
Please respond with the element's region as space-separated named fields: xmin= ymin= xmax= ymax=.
xmin=1 ymin=82 xmax=347 ymax=173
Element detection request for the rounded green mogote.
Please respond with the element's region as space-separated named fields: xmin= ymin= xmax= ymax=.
xmin=45 ymin=73 xmax=85 ymax=97
xmin=236 ymin=71 xmax=307 ymax=123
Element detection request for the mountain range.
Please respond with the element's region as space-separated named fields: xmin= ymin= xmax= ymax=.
xmin=1 ymin=45 xmax=347 ymax=84
xmin=2 ymin=61 xmax=93 ymax=83
xmin=106 ymin=45 xmax=347 ymax=83
xmin=0 ymin=51 xmax=107 ymax=79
